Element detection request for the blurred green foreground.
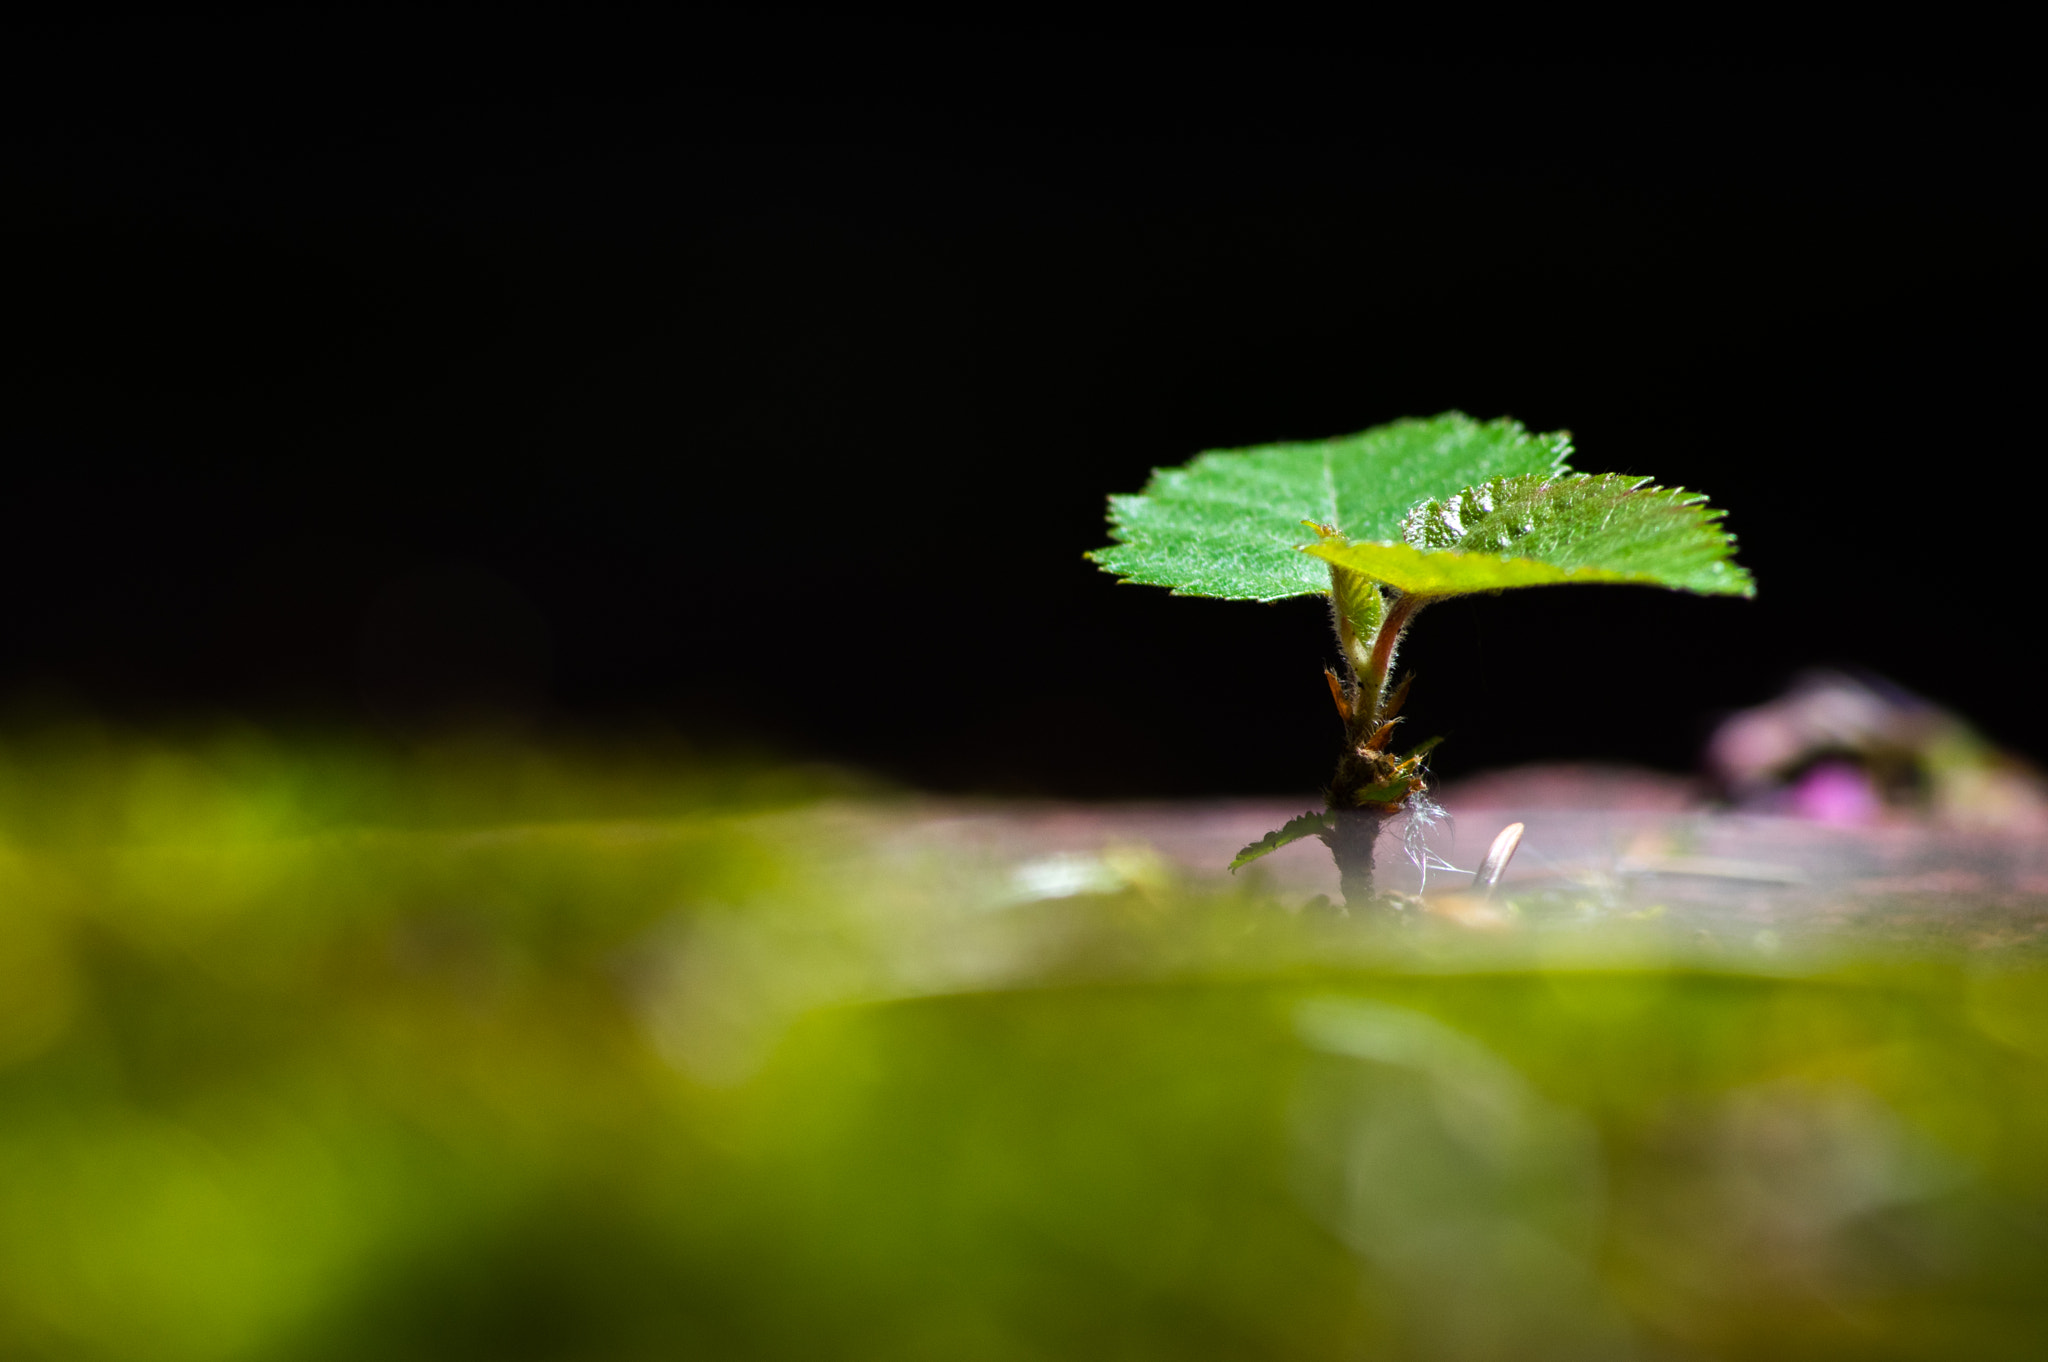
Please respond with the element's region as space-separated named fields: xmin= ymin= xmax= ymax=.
xmin=7 ymin=731 xmax=2048 ymax=1360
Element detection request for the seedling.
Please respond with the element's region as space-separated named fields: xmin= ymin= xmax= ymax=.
xmin=1088 ymin=412 xmax=1752 ymax=903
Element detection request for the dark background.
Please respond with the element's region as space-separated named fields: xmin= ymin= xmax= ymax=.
xmin=2 ymin=13 xmax=2035 ymax=796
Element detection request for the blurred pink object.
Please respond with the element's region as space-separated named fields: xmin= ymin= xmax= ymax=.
xmin=1790 ymin=760 xmax=1880 ymax=826
xmin=1708 ymin=670 xmax=2048 ymax=829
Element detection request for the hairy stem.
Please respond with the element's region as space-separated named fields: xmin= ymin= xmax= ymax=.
xmin=1355 ymin=591 xmax=1424 ymax=735
xmin=1321 ymin=584 xmax=1432 ymax=907
xmin=1320 ymin=808 xmax=1386 ymax=909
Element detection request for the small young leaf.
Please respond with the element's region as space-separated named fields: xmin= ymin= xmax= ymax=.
xmin=1303 ymin=472 xmax=1753 ymax=599
xmin=1229 ymin=810 xmax=1332 ymax=872
xmin=1327 ymin=561 xmax=1384 ymax=675
xmin=1349 ymin=777 xmax=1420 ymax=807
xmin=1398 ymin=735 xmax=1445 ymax=765
xmin=1088 ymin=413 xmax=1571 ymax=601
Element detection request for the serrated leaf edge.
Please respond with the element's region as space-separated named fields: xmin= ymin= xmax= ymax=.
xmin=1229 ymin=810 xmax=1333 ymax=872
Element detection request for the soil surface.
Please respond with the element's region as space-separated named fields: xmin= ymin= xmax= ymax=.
xmin=844 ymin=764 xmax=2048 ymax=963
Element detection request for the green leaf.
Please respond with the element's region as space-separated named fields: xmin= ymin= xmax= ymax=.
xmin=1088 ymin=413 xmax=1571 ymax=601
xmin=1328 ymin=563 xmax=1384 ymax=675
xmin=1399 ymin=735 xmax=1445 ymax=765
xmin=1349 ymin=778 xmax=1418 ymax=807
xmin=1229 ymin=810 xmax=1332 ymax=872
xmin=1302 ymin=473 xmax=1753 ymax=599
xmin=1330 ymin=563 xmax=1384 ymax=641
